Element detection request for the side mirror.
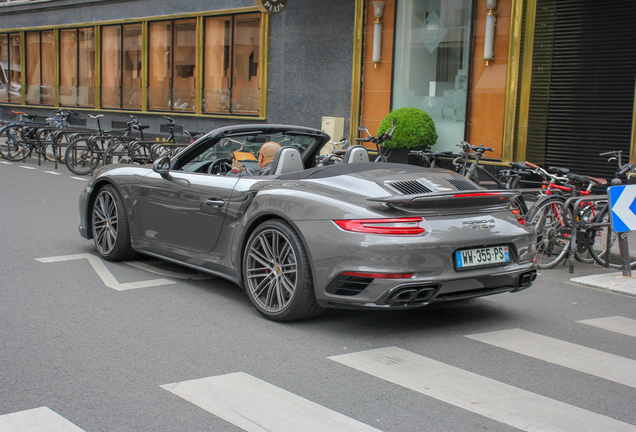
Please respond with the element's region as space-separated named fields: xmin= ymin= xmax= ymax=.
xmin=152 ymin=156 xmax=171 ymax=178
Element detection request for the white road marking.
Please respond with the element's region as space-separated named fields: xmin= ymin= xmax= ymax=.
xmin=465 ymin=328 xmax=636 ymax=389
xmin=329 ymin=347 xmax=636 ymax=432
xmin=0 ymin=407 xmax=85 ymax=431
xmin=578 ymin=316 xmax=636 ymax=338
xmin=44 ymin=170 xmax=62 ymax=175
xmin=161 ymin=372 xmax=382 ymax=432
xmin=0 ymin=161 xmax=11 ymax=164
xmin=19 ymin=165 xmax=36 ymax=170
xmin=36 ymin=253 xmax=175 ymax=291
xmin=124 ymin=260 xmax=214 ymax=280
xmin=70 ymin=176 xmax=89 ymax=181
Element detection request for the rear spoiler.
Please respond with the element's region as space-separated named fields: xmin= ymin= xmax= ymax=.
xmin=368 ymin=189 xmax=521 ymax=210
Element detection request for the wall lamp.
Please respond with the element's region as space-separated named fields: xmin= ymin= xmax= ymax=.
xmin=484 ymin=0 xmax=496 ymax=66
xmin=372 ymin=1 xmax=385 ymax=68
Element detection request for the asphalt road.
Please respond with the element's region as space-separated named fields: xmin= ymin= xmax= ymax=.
xmin=1 ymin=157 xmax=635 ymax=432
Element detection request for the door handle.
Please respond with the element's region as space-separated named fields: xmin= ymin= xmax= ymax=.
xmin=203 ymin=198 xmax=225 ymax=207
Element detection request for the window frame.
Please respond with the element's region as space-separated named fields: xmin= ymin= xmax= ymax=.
xmin=0 ymin=7 xmax=268 ymax=120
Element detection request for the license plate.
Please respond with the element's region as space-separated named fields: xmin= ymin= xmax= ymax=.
xmin=456 ymin=246 xmax=510 ymax=269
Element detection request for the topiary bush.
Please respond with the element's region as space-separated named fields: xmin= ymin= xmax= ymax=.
xmin=377 ymin=107 xmax=438 ymax=149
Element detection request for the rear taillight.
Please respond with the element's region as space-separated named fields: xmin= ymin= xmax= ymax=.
xmin=334 ymin=217 xmax=425 ymax=235
xmin=511 ymin=208 xmax=526 ymax=225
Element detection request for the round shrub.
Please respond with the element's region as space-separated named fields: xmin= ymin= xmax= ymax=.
xmin=377 ymin=107 xmax=438 ymax=149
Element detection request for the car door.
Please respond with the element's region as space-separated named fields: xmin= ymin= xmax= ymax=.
xmin=136 ymin=171 xmax=238 ymax=253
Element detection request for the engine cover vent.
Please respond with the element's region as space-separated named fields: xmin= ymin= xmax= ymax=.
xmin=446 ymin=178 xmax=480 ymax=191
xmin=387 ymin=180 xmax=432 ymax=195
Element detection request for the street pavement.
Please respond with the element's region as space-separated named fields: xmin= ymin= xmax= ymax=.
xmin=0 ymin=156 xmax=635 ymax=432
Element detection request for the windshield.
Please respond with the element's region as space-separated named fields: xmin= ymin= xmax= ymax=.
xmin=191 ymin=132 xmax=320 ymax=164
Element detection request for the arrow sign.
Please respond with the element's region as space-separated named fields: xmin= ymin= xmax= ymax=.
xmin=608 ymin=185 xmax=636 ymax=232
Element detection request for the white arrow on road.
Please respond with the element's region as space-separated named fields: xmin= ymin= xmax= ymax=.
xmin=611 ymin=185 xmax=636 ymax=231
xmin=36 ymin=253 xmax=175 ymax=291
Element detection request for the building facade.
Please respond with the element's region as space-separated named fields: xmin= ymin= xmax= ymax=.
xmin=1 ymin=0 xmax=635 ymax=179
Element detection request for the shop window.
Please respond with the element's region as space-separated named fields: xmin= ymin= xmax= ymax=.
xmin=60 ymin=27 xmax=95 ymax=107
xmin=101 ymin=23 xmax=142 ymax=109
xmin=392 ymin=0 xmax=472 ymax=151
xmin=148 ymin=18 xmax=196 ymax=112
xmin=0 ymin=33 xmax=22 ymax=103
xmin=204 ymin=13 xmax=260 ymax=115
xmin=26 ymin=30 xmax=55 ymax=105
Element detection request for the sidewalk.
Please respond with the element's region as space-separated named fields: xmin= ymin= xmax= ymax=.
xmin=569 ymin=230 xmax=636 ymax=296
xmin=571 ymin=272 xmax=636 ymax=297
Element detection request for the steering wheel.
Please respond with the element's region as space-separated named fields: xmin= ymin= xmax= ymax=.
xmin=207 ymin=158 xmax=232 ymax=175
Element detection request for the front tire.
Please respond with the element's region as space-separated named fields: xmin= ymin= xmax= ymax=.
xmin=91 ymin=184 xmax=137 ymax=261
xmin=243 ymin=219 xmax=323 ymax=321
xmin=66 ymin=137 xmax=100 ymax=175
xmin=0 ymin=125 xmax=27 ymax=161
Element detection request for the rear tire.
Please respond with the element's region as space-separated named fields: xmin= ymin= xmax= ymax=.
xmin=526 ymin=196 xmax=570 ymax=269
xmin=91 ymin=184 xmax=137 ymax=261
xmin=243 ymin=219 xmax=323 ymax=322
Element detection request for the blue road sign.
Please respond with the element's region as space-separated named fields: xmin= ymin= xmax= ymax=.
xmin=608 ymin=185 xmax=636 ymax=232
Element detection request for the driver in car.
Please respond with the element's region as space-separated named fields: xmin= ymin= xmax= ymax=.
xmin=228 ymin=141 xmax=281 ymax=176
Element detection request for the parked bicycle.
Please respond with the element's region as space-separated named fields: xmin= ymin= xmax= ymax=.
xmin=356 ymin=118 xmax=398 ymax=162
xmin=409 ymin=148 xmax=452 ymax=168
xmin=64 ymin=115 xmax=146 ymax=175
xmin=0 ymin=110 xmax=79 ymax=163
xmin=563 ymin=151 xmax=636 ymax=270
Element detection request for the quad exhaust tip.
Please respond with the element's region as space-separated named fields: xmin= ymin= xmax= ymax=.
xmin=388 ymin=287 xmax=436 ymax=304
xmin=519 ymin=271 xmax=537 ymax=288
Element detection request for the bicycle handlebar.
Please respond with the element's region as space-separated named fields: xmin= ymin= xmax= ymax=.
xmin=618 ymin=162 xmax=635 ymax=176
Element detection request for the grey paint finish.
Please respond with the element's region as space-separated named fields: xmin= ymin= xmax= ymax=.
xmin=79 ymin=125 xmax=537 ymax=316
xmin=0 ymin=0 xmax=356 ymax=139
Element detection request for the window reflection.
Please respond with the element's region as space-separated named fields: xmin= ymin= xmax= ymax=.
xmin=0 ymin=33 xmax=21 ymax=103
xmin=26 ymin=30 xmax=55 ymax=105
xmin=102 ymin=23 xmax=142 ymax=109
xmin=393 ymin=0 xmax=472 ymax=151
xmin=149 ymin=18 xmax=196 ymax=112
xmin=60 ymin=27 xmax=95 ymax=107
xmin=204 ymin=13 xmax=260 ymax=115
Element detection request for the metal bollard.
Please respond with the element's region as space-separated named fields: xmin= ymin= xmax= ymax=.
xmin=618 ymin=232 xmax=632 ymax=277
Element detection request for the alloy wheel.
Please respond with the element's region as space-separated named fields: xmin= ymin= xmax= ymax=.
xmin=245 ymin=228 xmax=298 ymax=313
xmin=92 ymin=189 xmax=119 ymax=255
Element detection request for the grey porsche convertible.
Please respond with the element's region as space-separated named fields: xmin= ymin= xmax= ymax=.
xmin=78 ymin=124 xmax=537 ymax=321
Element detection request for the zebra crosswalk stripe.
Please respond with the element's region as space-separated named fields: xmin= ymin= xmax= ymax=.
xmin=329 ymin=346 xmax=636 ymax=432
xmin=578 ymin=316 xmax=636 ymax=338
xmin=465 ymin=328 xmax=636 ymax=388
xmin=161 ymin=372 xmax=381 ymax=432
xmin=0 ymin=407 xmax=85 ymax=431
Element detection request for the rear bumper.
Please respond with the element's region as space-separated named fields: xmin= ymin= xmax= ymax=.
xmin=316 ymin=265 xmax=537 ymax=310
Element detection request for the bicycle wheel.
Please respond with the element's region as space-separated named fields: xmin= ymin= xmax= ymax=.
xmin=374 ymin=154 xmax=388 ymax=163
xmin=65 ymin=137 xmax=99 ymax=175
xmin=0 ymin=125 xmax=28 ymax=161
xmin=573 ymin=201 xmax=606 ymax=264
xmin=587 ymin=207 xmax=636 ymax=269
xmin=526 ymin=196 xmax=570 ymax=269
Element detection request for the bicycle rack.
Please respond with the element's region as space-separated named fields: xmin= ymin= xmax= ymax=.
xmin=561 ymin=194 xmax=631 ymax=275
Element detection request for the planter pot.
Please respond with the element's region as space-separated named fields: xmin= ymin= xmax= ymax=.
xmin=382 ymin=147 xmax=411 ymax=164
